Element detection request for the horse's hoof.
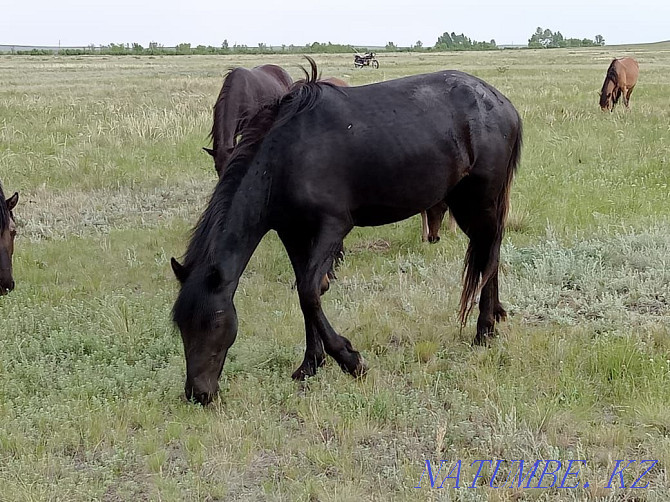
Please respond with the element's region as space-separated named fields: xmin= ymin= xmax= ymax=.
xmin=473 ymin=330 xmax=495 ymax=346
xmin=291 ymin=358 xmax=325 ymax=381
xmin=291 ymin=368 xmax=308 ymax=381
xmin=428 ymin=235 xmax=440 ymax=244
xmin=494 ymin=308 xmax=507 ymax=323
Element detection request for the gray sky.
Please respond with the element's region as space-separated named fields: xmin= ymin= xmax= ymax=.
xmin=2 ymin=0 xmax=668 ymax=48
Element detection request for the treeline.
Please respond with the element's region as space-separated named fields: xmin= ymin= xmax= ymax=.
xmin=528 ymin=27 xmax=605 ymax=48
xmin=7 ymin=28 xmax=608 ymax=56
xmin=13 ymin=41 xmax=360 ymax=56
xmin=434 ymin=32 xmax=497 ymax=51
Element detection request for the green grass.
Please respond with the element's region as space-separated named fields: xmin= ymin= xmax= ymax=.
xmin=1 ymin=48 xmax=670 ymax=500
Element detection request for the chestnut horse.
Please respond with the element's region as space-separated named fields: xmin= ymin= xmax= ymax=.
xmin=0 ymin=182 xmax=19 ymax=295
xmin=172 ymin=58 xmax=522 ymax=405
xmin=599 ymin=57 xmax=639 ymax=112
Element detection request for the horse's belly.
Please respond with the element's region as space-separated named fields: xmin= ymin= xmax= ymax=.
xmin=351 ymin=206 xmax=423 ymax=227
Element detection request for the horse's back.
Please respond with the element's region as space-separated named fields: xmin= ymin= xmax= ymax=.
xmin=213 ymin=64 xmax=293 ymax=171
xmin=267 ymin=70 xmax=521 ymax=225
xmin=254 ymin=64 xmax=293 ymax=90
xmin=619 ymin=57 xmax=639 ymax=85
xmin=311 ymin=70 xmax=520 ymax=153
xmin=223 ymin=65 xmax=292 ymax=104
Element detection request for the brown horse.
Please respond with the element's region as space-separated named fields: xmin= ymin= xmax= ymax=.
xmin=204 ymin=64 xmax=293 ymax=176
xmin=599 ymin=57 xmax=639 ymax=112
xmin=0 ymin=182 xmax=19 ymax=295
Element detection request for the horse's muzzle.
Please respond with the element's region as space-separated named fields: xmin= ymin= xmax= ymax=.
xmin=0 ymin=280 xmax=14 ymax=295
xmin=185 ymin=381 xmax=217 ymax=406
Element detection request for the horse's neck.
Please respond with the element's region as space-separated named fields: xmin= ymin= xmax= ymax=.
xmin=216 ymin=98 xmax=240 ymax=152
xmin=210 ymin=167 xmax=271 ymax=285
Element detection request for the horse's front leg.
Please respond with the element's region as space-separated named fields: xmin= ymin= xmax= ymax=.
xmin=280 ymin=231 xmax=327 ymax=380
xmin=283 ymin=223 xmax=366 ymax=379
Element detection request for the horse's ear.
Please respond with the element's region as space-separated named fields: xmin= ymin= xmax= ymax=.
xmin=203 ymin=147 xmax=215 ymax=158
xmin=205 ymin=265 xmax=223 ymax=292
xmin=171 ymin=257 xmax=189 ymax=283
xmin=6 ymin=192 xmax=18 ymax=211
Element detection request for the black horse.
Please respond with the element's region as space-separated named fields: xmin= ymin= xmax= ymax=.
xmin=0 ymin=182 xmax=19 ymax=295
xmin=172 ymin=58 xmax=522 ymax=405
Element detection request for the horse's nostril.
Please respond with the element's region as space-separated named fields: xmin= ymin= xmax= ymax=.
xmin=185 ymin=385 xmax=213 ymax=406
xmin=195 ymin=392 xmax=213 ymax=406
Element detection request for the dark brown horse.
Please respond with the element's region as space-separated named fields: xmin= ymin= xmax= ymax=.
xmin=599 ymin=57 xmax=639 ymax=111
xmin=0 ymin=182 xmax=19 ymax=295
xmin=204 ymin=64 xmax=293 ymax=176
xmin=172 ymin=58 xmax=522 ymax=405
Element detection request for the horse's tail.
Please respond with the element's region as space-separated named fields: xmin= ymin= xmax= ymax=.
xmin=458 ymin=118 xmax=523 ymax=325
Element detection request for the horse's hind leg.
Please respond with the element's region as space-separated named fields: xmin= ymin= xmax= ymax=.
xmin=625 ymin=86 xmax=635 ymax=108
xmin=420 ymin=211 xmax=429 ymax=242
xmin=426 ymin=201 xmax=449 ymax=243
xmin=448 ymin=175 xmax=505 ymax=344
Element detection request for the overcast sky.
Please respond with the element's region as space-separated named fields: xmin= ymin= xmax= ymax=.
xmin=2 ymin=0 xmax=668 ymax=48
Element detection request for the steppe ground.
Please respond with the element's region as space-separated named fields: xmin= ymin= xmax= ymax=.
xmin=1 ymin=44 xmax=670 ymax=500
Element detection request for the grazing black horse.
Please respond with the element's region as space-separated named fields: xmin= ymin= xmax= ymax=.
xmin=203 ymin=64 xmax=293 ymax=176
xmin=0 ymin=182 xmax=19 ymax=295
xmin=172 ymin=58 xmax=522 ymax=405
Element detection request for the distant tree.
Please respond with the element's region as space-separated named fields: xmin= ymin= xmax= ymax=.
xmin=529 ymin=27 xmax=555 ymax=47
xmin=435 ymin=31 xmax=496 ymax=51
xmin=528 ymin=27 xmax=601 ymax=48
xmin=436 ymin=32 xmax=454 ymax=48
xmin=175 ymin=42 xmax=191 ymax=55
xmin=595 ymin=34 xmax=605 ymax=46
xmin=107 ymin=43 xmax=128 ymax=55
xmin=131 ymin=43 xmax=143 ymax=54
xmin=385 ymin=41 xmax=397 ymax=50
xmin=414 ymin=40 xmax=423 ymax=49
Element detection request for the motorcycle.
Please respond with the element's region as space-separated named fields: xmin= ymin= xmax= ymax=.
xmin=354 ymin=52 xmax=379 ymax=69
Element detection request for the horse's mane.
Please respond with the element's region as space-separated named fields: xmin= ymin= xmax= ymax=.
xmin=182 ymin=56 xmax=327 ymax=272
xmin=0 ymin=182 xmax=9 ymax=232
xmin=210 ymin=67 xmax=236 ymax=152
xmin=600 ymin=59 xmax=620 ymax=107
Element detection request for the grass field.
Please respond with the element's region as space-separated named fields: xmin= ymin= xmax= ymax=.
xmin=1 ymin=46 xmax=670 ymax=501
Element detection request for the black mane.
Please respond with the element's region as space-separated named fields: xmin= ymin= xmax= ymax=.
xmin=209 ymin=67 xmax=236 ymax=153
xmin=181 ymin=57 xmax=327 ymax=273
xmin=0 ymin=182 xmax=9 ymax=232
xmin=600 ymin=59 xmax=620 ymax=107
